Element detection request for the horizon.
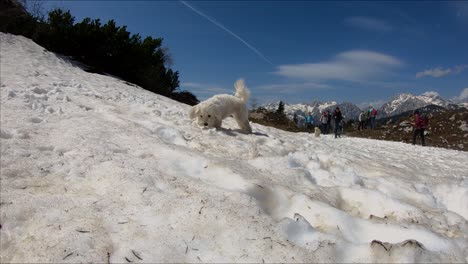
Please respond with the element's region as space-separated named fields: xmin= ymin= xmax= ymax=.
xmin=39 ymin=1 xmax=468 ymax=106
xmin=261 ymin=90 xmax=456 ymax=110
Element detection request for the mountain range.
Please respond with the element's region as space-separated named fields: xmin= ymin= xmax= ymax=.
xmin=261 ymin=92 xmax=464 ymax=121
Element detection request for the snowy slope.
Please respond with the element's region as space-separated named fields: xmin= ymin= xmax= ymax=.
xmin=1 ymin=33 xmax=468 ymax=263
xmin=378 ymin=92 xmax=452 ymax=118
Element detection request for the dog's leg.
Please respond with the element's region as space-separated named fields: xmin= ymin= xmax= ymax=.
xmin=234 ymin=109 xmax=252 ymax=133
xmin=241 ymin=120 xmax=252 ymax=134
xmin=214 ymin=118 xmax=222 ymax=129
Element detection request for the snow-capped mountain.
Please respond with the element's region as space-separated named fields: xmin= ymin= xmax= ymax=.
xmin=2 ymin=33 xmax=468 ymax=263
xmin=262 ymin=101 xmax=361 ymax=121
xmin=261 ymin=92 xmax=461 ymax=122
xmin=378 ymin=92 xmax=453 ymax=118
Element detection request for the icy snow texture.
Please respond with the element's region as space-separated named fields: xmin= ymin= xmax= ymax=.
xmin=1 ymin=33 xmax=468 ymax=263
xmin=379 ymin=92 xmax=451 ymax=117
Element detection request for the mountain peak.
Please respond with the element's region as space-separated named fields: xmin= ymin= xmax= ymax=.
xmin=420 ymin=91 xmax=440 ymax=98
xmin=379 ymin=91 xmax=451 ymax=117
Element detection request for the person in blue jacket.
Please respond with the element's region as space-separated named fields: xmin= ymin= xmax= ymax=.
xmin=305 ymin=111 xmax=314 ymax=132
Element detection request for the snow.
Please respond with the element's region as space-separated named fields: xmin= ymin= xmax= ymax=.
xmin=379 ymin=92 xmax=451 ymax=117
xmin=460 ymin=121 xmax=468 ymax=132
xmin=1 ymin=33 xmax=468 ymax=263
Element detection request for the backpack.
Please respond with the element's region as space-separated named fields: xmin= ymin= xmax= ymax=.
xmin=421 ymin=114 xmax=429 ymax=128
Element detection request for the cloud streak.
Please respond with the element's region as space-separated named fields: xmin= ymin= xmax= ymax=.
xmin=452 ymin=87 xmax=468 ymax=103
xmin=275 ymin=50 xmax=403 ymax=82
xmin=345 ymin=16 xmax=393 ymax=32
xmin=415 ymin=65 xmax=468 ymax=78
xmin=256 ymin=82 xmax=331 ymax=94
xmin=180 ymin=1 xmax=272 ymax=65
xmin=180 ymin=82 xmax=231 ymax=99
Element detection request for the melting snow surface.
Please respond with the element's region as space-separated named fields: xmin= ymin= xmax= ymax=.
xmin=1 ymin=33 xmax=468 ymax=263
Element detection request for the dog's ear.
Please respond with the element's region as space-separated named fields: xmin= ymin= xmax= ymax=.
xmin=188 ymin=105 xmax=199 ymax=119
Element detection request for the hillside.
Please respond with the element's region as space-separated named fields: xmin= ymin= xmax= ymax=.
xmin=1 ymin=33 xmax=468 ymax=263
xmin=348 ymin=105 xmax=468 ymax=151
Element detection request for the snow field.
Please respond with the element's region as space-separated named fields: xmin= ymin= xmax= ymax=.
xmin=1 ymin=33 xmax=468 ymax=262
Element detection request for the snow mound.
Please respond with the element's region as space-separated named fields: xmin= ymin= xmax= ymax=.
xmin=1 ymin=33 xmax=468 ymax=263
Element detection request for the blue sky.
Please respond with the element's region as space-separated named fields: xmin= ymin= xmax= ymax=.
xmin=41 ymin=1 xmax=468 ymax=106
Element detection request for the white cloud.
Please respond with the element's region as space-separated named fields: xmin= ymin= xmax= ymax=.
xmin=452 ymin=88 xmax=468 ymax=103
xmin=180 ymin=82 xmax=231 ymax=99
xmin=420 ymin=91 xmax=440 ymax=97
xmin=180 ymin=82 xmax=204 ymax=88
xmin=345 ymin=16 xmax=393 ymax=32
xmin=415 ymin=65 xmax=468 ymax=78
xmin=275 ymin=50 xmax=403 ymax=82
xmin=256 ymin=82 xmax=331 ymax=94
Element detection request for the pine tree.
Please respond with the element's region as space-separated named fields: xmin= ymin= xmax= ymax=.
xmin=2 ymin=3 xmax=200 ymax=105
xmin=276 ymin=101 xmax=285 ymax=115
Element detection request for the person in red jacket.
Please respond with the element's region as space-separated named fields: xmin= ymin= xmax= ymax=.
xmin=412 ymin=110 xmax=425 ymax=146
xmin=370 ymin=107 xmax=378 ymax=129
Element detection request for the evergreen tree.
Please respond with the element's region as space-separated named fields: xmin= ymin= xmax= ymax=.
xmin=276 ymin=101 xmax=285 ymax=115
xmin=1 ymin=3 xmax=199 ymax=105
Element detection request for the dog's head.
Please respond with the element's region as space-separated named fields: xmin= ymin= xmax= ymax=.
xmin=189 ymin=104 xmax=218 ymax=128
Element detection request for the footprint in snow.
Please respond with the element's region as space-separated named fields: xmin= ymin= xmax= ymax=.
xmin=0 ymin=130 xmax=13 ymax=139
xmin=29 ymin=117 xmax=43 ymax=123
xmin=31 ymin=87 xmax=48 ymax=94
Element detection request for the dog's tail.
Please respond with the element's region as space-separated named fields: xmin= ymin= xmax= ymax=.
xmin=234 ymin=78 xmax=250 ymax=103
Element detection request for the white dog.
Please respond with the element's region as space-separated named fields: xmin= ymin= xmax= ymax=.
xmin=189 ymin=79 xmax=252 ymax=133
xmin=314 ymin=127 xmax=321 ymax=137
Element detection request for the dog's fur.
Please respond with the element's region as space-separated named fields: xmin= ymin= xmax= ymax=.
xmin=189 ymin=79 xmax=252 ymax=133
xmin=314 ymin=127 xmax=321 ymax=137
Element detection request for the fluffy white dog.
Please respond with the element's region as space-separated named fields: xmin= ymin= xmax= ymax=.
xmin=189 ymin=79 xmax=252 ymax=133
xmin=314 ymin=127 xmax=321 ymax=137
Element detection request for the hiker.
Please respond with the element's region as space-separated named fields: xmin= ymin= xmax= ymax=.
xmin=320 ymin=111 xmax=328 ymax=134
xmin=412 ymin=110 xmax=426 ymax=146
xmin=293 ymin=113 xmax=298 ymax=127
xmin=358 ymin=111 xmax=365 ymax=131
xmin=365 ymin=107 xmax=371 ymax=129
xmin=304 ymin=112 xmax=314 ymax=132
xmin=333 ymin=107 xmax=343 ymax=138
xmin=326 ymin=110 xmax=332 ymax=134
xmin=370 ymin=106 xmax=378 ymax=129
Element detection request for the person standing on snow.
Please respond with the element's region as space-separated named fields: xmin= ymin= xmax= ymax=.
xmin=370 ymin=106 xmax=378 ymax=129
xmin=320 ymin=111 xmax=328 ymax=134
xmin=412 ymin=110 xmax=426 ymax=146
xmin=333 ymin=107 xmax=343 ymax=138
xmin=326 ymin=110 xmax=332 ymax=134
xmin=365 ymin=107 xmax=371 ymax=129
xmin=358 ymin=111 xmax=365 ymax=131
xmin=304 ymin=111 xmax=314 ymax=132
